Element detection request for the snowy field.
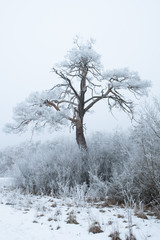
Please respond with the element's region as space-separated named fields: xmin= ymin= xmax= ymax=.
xmin=0 ymin=178 xmax=160 ymax=240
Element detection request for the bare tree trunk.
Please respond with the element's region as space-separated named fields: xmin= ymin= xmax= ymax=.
xmin=76 ymin=118 xmax=87 ymax=150
xmin=75 ymin=116 xmax=89 ymax=185
xmin=74 ymin=65 xmax=88 ymax=150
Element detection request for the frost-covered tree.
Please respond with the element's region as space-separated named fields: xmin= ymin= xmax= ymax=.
xmin=132 ymin=99 xmax=160 ymax=203
xmin=108 ymin=99 xmax=160 ymax=204
xmin=5 ymin=37 xmax=151 ymax=149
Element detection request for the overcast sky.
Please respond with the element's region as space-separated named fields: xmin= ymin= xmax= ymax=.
xmin=0 ymin=0 xmax=160 ymax=149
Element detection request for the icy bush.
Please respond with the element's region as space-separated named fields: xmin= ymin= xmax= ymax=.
xmin=2 ymin=106 xmax=160 ymax=206
xmin=6 ymin=134 xmax=119 ymax=197
xmin=108 ymin=101 xmax=160 ymax=205
xmin=12 ymin=140 xmax=83 ymax=195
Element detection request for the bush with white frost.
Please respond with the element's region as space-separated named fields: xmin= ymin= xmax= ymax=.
xmin=2 ymin=102 xmax=160 ymax=207
xmin=3 ymin=132 xmax=127 ymax=200
xmin=108 ymin=100 xmax=160 ymax=205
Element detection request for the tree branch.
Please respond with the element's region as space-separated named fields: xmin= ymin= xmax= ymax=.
xmin=44 ymin=100 xmax=77 ymax=123
xmin=53 ymin=68 xmax=80 ymax=101
xmin=84 ymin=85 xmax=112 ymax=113
xmin=54 ymin=100 xmax=78 ymax=107
xmin=44 ymin=100 xmax=60 ymax=111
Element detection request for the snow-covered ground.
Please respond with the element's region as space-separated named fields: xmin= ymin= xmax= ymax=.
xmin=0 ymin=178 xmax=160 ymax=240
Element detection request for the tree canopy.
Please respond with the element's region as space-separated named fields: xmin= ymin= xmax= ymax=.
xmin=5 ymin=38 xmax=151 ymax=149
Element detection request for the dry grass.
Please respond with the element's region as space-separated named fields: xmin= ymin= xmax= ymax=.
xmin=50 ymin=203 xmax=57 ymax=208
xmin=98 ymin=201 xmax=112 ymax=208
xmin=108 ymin=230 xmax=121 ymax=240
xmin=155 ymin=213 xmax=160 ymax=219
xmin=55 ymin=209 xmax=61 ymax=216
xmin=66 ymin=211 xmax=79 ymax=224
xmin=89 ymin=221 xmax=103 ymax=234
xmin=32 ymin=220 xmax=38 ymax=223
xmin=117 ymin=214 xmax=124 ymax=218
xmin=146 ymin=211 xmax=155 ymax=217
xmin=134 ymin=212 xmax=148 ymax=219
xmin=99 ymin=209 xmax=106 ymax=213
xmin=108 ymin=220 xmax=113 ymax=225
xmin=66 ymin=217 xmax=79 ymax=224
xmin=125 ymin=233 xmax=137 ymax=240
xmin=37 ymin=213 xmax=44 ymax=217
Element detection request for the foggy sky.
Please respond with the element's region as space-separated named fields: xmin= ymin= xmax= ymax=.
xmin=0 ymin=0 xmax=160 ymax=149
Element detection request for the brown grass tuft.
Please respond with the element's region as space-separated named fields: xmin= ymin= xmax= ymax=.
xmin=51 ymin=203 xmax=57 ymax=208
xmin=117 ymin=214 xmax=124 ymax=218
xmin=125 ymin=233 xmax=137 ymax=240
xmin=135 ymin=212 xmax=148 ymax=219
xmin=89 ymin=222 xmax=103 ymax=234
xmin=66 ymin=211 xmax=79 ymax=224
xmin=108 ymin=230 xmax=121 ymax=240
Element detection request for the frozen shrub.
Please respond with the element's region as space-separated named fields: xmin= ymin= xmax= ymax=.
xmin=2 ymin=109 xmax=160 ymax=207
xmin=12 ymin=139 xmax=83 ymax=195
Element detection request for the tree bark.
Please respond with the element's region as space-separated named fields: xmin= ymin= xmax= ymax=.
xmin=76 ymin=117 xmax=89 ymax=185
xmin=76 ymin=117 xmax=87 ymax=150
xmin=75 ymin=66 xmax=88 ymax=150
